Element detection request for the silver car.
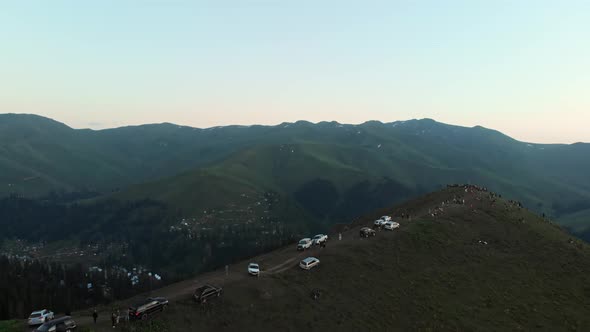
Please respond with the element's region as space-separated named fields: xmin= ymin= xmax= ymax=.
xmin=299 ymin=257 xmax=320 ymax=270
xmin=28 ymin=309 xmax=54 ymax=326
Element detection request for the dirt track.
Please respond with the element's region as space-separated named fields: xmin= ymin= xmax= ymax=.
xmin=50 ymin=229 xmax=366 ymax=331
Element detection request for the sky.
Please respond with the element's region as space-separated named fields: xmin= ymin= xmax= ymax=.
xmin=1 ymin=1 xmax=588 ymax=143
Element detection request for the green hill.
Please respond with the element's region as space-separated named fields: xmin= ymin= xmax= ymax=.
xmin=72 ymin=187 xmax=590 ymax=332
xmin=2 ymin=113 xmax=590 ymax=233
xmin=116 ymin=139 xmax=590 ymax=233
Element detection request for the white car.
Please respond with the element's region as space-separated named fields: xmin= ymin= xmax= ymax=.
xmin=299 ymin=257 xmax=320 ymax=270
xmin=28 ymin=309 xmax=54 ymax=326
xmin=248 ymin=263 xmax=260 ymax=276
xmin=381 ymin=216 xmax=392 ymax=222
xmin=312 ymin=234 xmax=328 ymax=245
xmin=374 ymin=219 xmax=386 ymax=227
xmin=383 ymin=221 xmax=400 ymax=230
xmin=297 ymin=238 xmax=313 ymax=251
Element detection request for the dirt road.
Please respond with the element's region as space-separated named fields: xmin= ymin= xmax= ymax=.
xmin=51 ymin=229 xmax=366 ymax=331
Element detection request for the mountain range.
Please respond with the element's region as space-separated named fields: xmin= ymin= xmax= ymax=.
xmin=1 ymin=113 xmax=589 ymax=236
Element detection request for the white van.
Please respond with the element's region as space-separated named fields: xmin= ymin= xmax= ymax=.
xmin=299 ymin=257 xmax=320 ymax=270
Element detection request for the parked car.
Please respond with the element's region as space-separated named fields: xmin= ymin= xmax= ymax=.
xmin=129 ymin=297 xmax=169 ymax=320
xmin=374 ymin=218 xmax=390 ymax=227
xmin=248 ymin=263 xmax=260 ymax=276
xmin=312 ymin=234 xmax=328 ymax=245
xmin=381 ymin=216 xmax=392 ymax=222
xmin=300 ymin=257 xmax=320 ymax=270
xmin=383 ymin=221 xmax=400 ymax=230
xmin=297 ymin=238 xmax=313 ymax=251
xmin=193 ymin=284 xmax=223 ymax=304
xmin=28 ymin=309 xmax=54 ymax=326
xmin=360 ymin=227 xmax=376 ymax=237
xmin=35 ymin=316 xmax=76 ymax=332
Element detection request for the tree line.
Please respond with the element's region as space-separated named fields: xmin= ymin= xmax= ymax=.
xmin=0 ymin=194 xmax=313 ymax=319
xmin=0 ymin=256 xmax=164 ymax=320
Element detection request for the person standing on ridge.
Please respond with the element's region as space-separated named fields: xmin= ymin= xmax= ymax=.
xmin=92 ymin=309 xmax=98 ymax=324
xmin=111 ymin=311 xmax=117 ymax=328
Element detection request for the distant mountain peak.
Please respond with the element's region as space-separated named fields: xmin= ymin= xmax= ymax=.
xmin=0 ymin=113 xmax=73 ymax=138
xmin=0 ymin=113 xmax=71 ymax=128
xmin=361 ymin=120 xmax=385 ymax=126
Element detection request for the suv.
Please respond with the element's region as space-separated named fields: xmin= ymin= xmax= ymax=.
xmin=360 ymin=227 xmax=376 ymax=237
xmin=193 ymin=284 xmax=223 ymax=304
xmin=35 ymin=316 xmax=77 ymax=332
xmin=312 ymin=234 xmax=328 ymax=245
xmin=299 ymin=257 xmax=320 ymax=270
xmin=297 ymin=238 xmax=313 ymax=251
xmin=248 ymin=263 xmax=260 ymax=276
xmin=383 ymin=221 xmax=400 ymax=230
xmin=28 ymin=309 xmax=54 ymax=326
xmin=129 ymin=297 xmax=169 ymax=320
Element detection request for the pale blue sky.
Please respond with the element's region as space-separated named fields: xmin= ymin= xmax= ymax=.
xmin=1 ymin=1 xmax=588 ymax=143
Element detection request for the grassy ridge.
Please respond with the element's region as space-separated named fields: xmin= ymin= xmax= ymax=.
xmin=144 ymin=188 xmax=590 ymax=331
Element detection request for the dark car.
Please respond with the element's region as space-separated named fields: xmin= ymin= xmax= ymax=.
xmin=129 ymin=297 xmax=169 ymax=320
xmin=193 ymin=284 xmax=223 ymax=304
xmin=360 ymin=227 xmax=376 ymax=238
xmin=35 ymin=316 xmax=77 ymax=332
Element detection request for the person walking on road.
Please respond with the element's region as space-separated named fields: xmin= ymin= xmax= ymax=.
xmin=92 ymin=309 xmax=98 ymax=324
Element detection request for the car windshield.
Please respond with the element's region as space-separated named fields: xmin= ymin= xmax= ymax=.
xmin=249 ymin=264 xmax=258 ymax=268
xmin=30 ymin=313 xmax=42 ymax=318
xmin=131 ymin=302 xmax=146 ymax=309
xmin=299 ymin=240 xmax=306 ymax=244
xmin=36 ymin=324 xmax=50 ymax=332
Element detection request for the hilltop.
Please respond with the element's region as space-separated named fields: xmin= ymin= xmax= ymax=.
xmin=46 ymin=186 xmax=590 ymax=332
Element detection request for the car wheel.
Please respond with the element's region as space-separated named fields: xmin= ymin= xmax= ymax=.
xmin=141 ymin=314 xmax=148 ymax=321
